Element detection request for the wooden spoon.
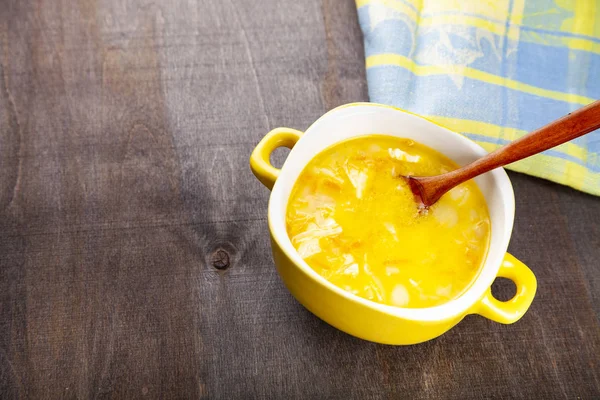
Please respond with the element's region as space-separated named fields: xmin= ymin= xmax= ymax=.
xmin=404 ymin=100 xmax=600 ymax=209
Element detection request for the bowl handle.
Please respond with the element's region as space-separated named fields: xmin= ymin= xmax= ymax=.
xmin=250 ymin=127 xmax=303 ymax=190
xmin=472 ymin=253 xmax=537 ymax=324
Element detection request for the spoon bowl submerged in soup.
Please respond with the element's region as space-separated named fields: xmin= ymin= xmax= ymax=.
xmin=286 ymin=135 xmax=491 ymax=308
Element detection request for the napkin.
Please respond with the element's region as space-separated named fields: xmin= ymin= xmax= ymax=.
xmin=356 ymin=0 xmax=600 ymax=195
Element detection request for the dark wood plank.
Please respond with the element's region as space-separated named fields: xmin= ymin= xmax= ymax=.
xmin=0 ymin=0 xmax=598 ymax=399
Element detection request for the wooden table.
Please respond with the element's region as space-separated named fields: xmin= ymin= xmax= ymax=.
xmin=1 ymin=1 xmax=599 ymax=398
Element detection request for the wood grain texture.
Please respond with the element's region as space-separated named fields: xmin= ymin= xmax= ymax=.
xmin=0 ymin=0 xmax=598 ymax=399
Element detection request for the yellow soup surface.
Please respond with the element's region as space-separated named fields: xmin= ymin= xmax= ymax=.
xmin=286 ymin=135 xmax=491 ymax=308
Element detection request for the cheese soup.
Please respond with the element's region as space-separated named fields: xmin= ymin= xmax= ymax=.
xmin=286 ymin=135 xmax=491 ymax=308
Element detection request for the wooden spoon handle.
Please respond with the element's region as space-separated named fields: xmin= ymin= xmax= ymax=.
xmin=439 ymin=99 xmax=600 ymax=190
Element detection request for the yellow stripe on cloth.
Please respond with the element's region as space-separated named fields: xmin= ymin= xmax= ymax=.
xmin=366 ymin=53 xmax=596 ymax=106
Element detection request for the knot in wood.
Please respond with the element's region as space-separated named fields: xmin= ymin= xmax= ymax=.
xmin=211 ymin=249 xmax=230 ymax=270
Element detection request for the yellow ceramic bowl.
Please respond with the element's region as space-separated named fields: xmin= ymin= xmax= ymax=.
xmin=250 ymin=103 xmax=537 ymax=345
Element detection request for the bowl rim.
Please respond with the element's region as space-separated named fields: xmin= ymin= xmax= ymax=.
xmin=267 ymin=102 xmax=515 ymax=322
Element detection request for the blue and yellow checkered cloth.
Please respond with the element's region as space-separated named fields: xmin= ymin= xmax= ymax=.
xmin=356 ymin=0 xmax=600 ymax=195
